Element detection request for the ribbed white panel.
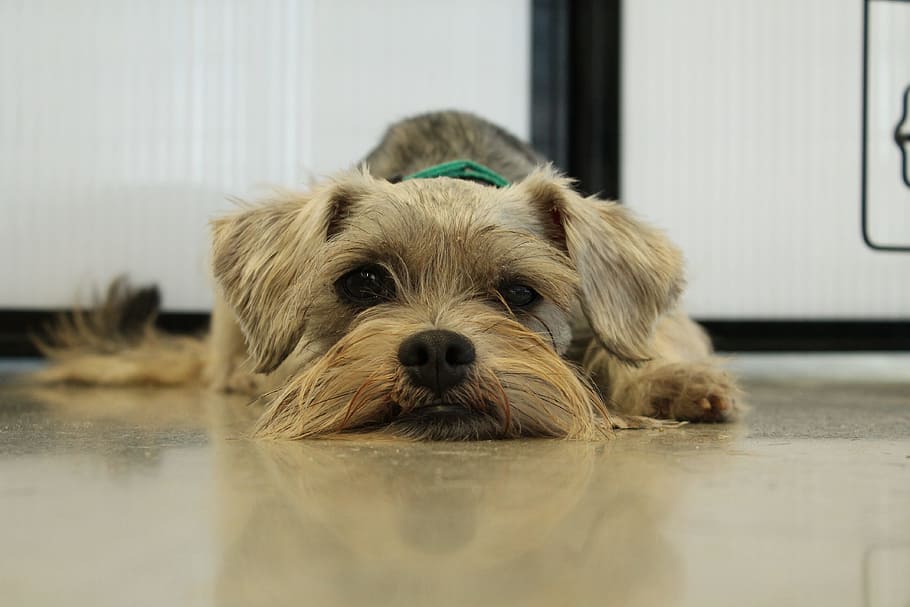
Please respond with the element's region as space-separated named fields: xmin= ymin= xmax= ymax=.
xmin=623 ymin=0 xmax=910 ymax=319
xmin=0 ymin=0 xmax=530 ymax=311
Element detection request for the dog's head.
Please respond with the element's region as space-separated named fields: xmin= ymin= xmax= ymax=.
xmin=212 ymin=167 xmax=683 ymax=440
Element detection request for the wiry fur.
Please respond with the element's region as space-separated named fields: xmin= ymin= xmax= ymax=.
xmin=33 ymin=110 xmax=740 ymax=440
xmin=254 ymin=305 xmax=612 ymax=441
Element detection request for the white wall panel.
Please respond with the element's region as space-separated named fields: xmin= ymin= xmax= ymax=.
xmin=623 ymin=0 xmax=910 ymax=318
xmin=0 ymin=0 xmax=530 ymax=311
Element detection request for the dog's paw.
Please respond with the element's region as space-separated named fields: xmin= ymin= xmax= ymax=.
xmin=653 ymin=390 xmax=736 ymax=423
xmin=224 ymin=370 xmax=267 ymax=395
xmin=645 ymin=363 xmax=740 ymax=423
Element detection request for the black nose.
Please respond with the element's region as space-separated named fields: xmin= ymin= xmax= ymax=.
xmin=397 ymin=330 xmax=476 ymax=394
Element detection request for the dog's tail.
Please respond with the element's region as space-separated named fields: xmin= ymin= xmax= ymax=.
xmin=30 ymin=278 xmax=208 ymax=386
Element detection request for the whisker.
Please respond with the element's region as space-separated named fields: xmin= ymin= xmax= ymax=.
xmin=331 ymin=330 xmax=383 ymax=356
xmin=245 ymin=385 xmax=286 ymax=408
xmin=499 ymin=380 xmax=575 ymax=417
xmin=478 ymin=319 xmax=508 ymax=334
xmin=506 ymin=397 xmax=563 ymax=429
xmin=338 ymin=380 xmax=375 ymax=430
xmin=487 ymin=373 xmax=512 ymax=432
xmin=305 ymin=388 xmax=358 ymax=410
xmin=523 ymin=311 xmax=557 ymax=351
xmin=338 ymin=367 xmax=390 ymax=430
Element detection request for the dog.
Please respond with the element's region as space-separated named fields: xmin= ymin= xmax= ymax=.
xmin=35 ymin=110 xmax=739 ymax=440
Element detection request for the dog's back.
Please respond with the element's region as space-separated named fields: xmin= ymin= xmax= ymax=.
xmin=363 ymin=111 xmax=545 ymax=182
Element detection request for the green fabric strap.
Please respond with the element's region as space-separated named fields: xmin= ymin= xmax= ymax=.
xmin=402 ymin=160 xmax=510 ymax=188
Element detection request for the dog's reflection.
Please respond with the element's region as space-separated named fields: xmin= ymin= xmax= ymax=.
xmin=214 ymin=418 xmax=683 ymax=606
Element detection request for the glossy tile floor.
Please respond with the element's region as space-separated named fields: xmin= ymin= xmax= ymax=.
xmin=1 ymin=354 xmax=909 ymax=607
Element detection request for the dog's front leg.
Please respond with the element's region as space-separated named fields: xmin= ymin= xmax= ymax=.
xmin=584 ymin=310 xmax=740 ymax=422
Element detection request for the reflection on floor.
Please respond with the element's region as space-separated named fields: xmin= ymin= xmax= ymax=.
xmin=0 ymin=354 xmax=908 ymax=607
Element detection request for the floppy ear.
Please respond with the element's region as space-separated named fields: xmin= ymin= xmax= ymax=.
xmin=210 ymin=173 xmax=371 ymax=373
xmin=515 ymin=167 xmax=684 ymax=364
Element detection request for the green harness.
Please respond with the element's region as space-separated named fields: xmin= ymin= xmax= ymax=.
xmin=402 ymin=160 xmax=510 ymax=188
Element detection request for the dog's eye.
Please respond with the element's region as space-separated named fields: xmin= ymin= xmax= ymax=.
xmin=338 ymin=265 xmax=395 ymax=306
xmin=499 ymin=284 xmax=539 ymax=308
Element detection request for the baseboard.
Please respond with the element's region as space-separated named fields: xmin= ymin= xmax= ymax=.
xmin=701 ymin=320 xmax=910 ymax=352
xmin=0 ymin=310 xmax=210 ymax=357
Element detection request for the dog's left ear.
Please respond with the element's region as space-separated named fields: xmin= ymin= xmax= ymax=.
xmin=514 ymin=167 xmax=684 ymax=364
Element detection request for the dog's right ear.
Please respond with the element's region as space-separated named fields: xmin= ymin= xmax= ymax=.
xmin=211 ymin=172 xmax=373 ymax=373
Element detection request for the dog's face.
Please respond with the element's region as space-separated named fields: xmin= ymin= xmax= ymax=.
xmin=212 ymin=169 xmax=683 ymax=440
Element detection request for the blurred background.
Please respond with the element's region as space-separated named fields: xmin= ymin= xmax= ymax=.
xmin=0 ymin=0 xmax=907 ymax=354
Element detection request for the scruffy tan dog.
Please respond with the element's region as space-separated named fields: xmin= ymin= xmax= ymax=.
xmin=36 ymin=111 xmax=738 ymax=440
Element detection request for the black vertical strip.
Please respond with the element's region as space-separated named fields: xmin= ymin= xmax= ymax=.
xmin=530 ymin=0 xmax=570 ymax=169
xmin=567 ymin=0 xmax=622 ymax=199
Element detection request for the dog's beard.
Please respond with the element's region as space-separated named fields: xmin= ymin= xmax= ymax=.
xmin=253 ymin=305 xmax=612 ymax=441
